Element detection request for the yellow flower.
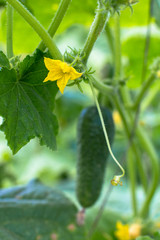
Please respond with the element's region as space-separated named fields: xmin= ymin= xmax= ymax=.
xmin=155 ymin=221 xmax=160 ymax=229
xmin=113 ymin=111 xmax=122 ymax=125
xmin=43 ymin=57 xmax=82 ymax=94
xmin=129 ymin=223 xmax=141 ymax=239
xmin=156 ymin=70 xmax=160 ymax=78
xmin=115 ymin=221 xmax=130 ymax=240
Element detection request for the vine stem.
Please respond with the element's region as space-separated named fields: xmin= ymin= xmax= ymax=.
xmin=90 ymin=75 xmax=113 ymax=94
xmin=6 ymin=0 xmax=62 ymax=60
xmin=88 ymin=184 xmax=113 ymax=239
xmin=137 ymin=126 xmax=159 ymax=218
xmin=91 ymin=75 xmax=158 ymax=217
xmin=141 ymin=81 xmax=160 ymax=111
xmin=133 ymin=72 xmax=156 ymax=110
xmin=81 ymin=4 xmax=110 ymax=65
xmin=112 ymin=94 xmax=148 ymax=193
xmin=114 ymin=14 xmax=121 ymax=79
xmin=89 ymin=77 xmax=125 ymax=179
xmin=114 ymin=87 xmax=159 ymax=217
xmin=105 ymin=23 xmax=115 ymax=62
xmin=38 ymin=0 xmax=72 ymax=51
xmin=113 ymin=14 xmax=159 ymax=217
xmin=7 ymin=3 xmax=14 ymax=59
xmin=127 ymin=148 xmax=137 ymax=216
xmin=141 ymin=0 xmax=153 ymax=83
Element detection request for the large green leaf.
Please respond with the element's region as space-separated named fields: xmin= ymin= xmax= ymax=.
xmin=0 ymin=180 xmax=86 ymax=240
xmin=0 ymin=50 xmax=59 ymax=154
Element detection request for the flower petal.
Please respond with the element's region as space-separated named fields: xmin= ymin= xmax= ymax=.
xmin=43 ymin=70 xmax=62 ymax=82
xmin=69 ymin=66 xmax=82 ymax=80
xmin=44 ymin=57 xmax=62 ymax=71
xmin=57 ymin=74 xmax=70 ymax=94
xmin=59 ymin=61 xmax=71 ymax=73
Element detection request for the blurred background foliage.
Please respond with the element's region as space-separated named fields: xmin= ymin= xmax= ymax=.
xmin=0 ymin=0 xmax=160 ymax=239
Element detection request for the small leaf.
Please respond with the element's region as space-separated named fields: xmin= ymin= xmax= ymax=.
xmin=0 ymin=50 xmax=59 ymax=154
xmin=0 ymin=51 xmax=10 ymax=68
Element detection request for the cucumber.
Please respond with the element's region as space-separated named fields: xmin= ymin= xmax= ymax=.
xmin=76 ymin=106 xmax=115 ymax=208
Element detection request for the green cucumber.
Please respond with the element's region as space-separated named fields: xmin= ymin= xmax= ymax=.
xmin=76 ymin=106 xmax=115 ymax=208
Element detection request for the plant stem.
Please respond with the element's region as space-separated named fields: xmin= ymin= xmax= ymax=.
xmin=137 ymin=126 xmax=159 ymax=218
xmin=127 ymin=148 xmax=137 ymax=216
xmin=133 ymin=72 xmax=156 ymax=110
xmin=113 ymin=94 xmax=148 ymax=194
xmin=94 ymin=75 xmax=158 ymax=217
xmin=116 ymin=84 xmax=158 ymax=217
xmin=38 ymin=0 xmax=72 ymax=51
xmin=6 ymin=0 xmax=62 ymax=60
xmin=141 ymin=0 xmax=153 ymax=83
xmin=141 ymin=81 xmax=160 ymax=111
xmin=81 ymin=5 xmax=110 ymax=65
xmin=105 ymin=23 xmax=115 ymax=61
xmin=114 ymin=14 xmax=121 ymax=79
xmin=88 ymin=184 xmax=113 ymax=239
xmin=7 ymin=3 xmax=14 ymax=59
xmin=89 ymin=78 xmax=125 ymax=179
xmin=113 ymin=88 xmax=159 ymax=217
xmin=90 ymin=75 xmax=113 ymax=95
xmin=113 ymin=14 xmax=140 ymax=214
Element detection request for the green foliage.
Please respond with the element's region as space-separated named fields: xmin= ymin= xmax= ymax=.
xmin=136 ymin=236 xmax=154 ymax=240
xmin=122 ymin=35 xmax=160 ymax=88
xmin=0 ymin=179 xmax=86 ymax=240
xmin=154 ymin=232 xmax=160 ymax=240
xmin=0 ymin=227 xmax=20 ymax=240
xmin=0 ymin=50 xmax=58 ymax=154
xmin=0 ymin=0 xmax=96 ymax=53
xmin=120 ymin=0 xmax=150 ymax=26
xmin=0 ymin=51 xmax=10 ymax=68
xmin=0 ymin=0 xmax=160 ymax=239
xmin=0 ymin=0 xmax=6 ymax=8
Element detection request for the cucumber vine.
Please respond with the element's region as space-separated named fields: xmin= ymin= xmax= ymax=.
xmin=1 ymin=0 xmax=159 ymax=234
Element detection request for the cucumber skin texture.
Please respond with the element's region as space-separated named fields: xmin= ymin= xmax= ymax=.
xmin=76 ymin=106 xmax=115 ymax=208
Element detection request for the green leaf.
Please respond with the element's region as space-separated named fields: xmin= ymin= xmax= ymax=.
xmin=0 ymin=179 xmax=86 ymax=240
xmin=0 ymin=227 xmax=22 ymax=240
xmin=0 ymin=0 xmax=96 ymax=53
xmin=122 ymin=35 xmax=160 ymax=88
xmin=153 ymin=0 xmax=160 ymax=27
xmin=121 ymin=0 xmax=149 ymax=26
xmin=154 ymin=232 xmax=160 ymax=240
xmin=0 ymin=50 xmax=59 ymax=154
xmin=0 ymin=51 xmax=10 ymax=68
xmin=108 ymin=0 xmax=150 ymax=27
xmin=136 ymin=236 xmax=154 ymax=240
xmin=0 ymin=0 xmax=6 ymax=8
